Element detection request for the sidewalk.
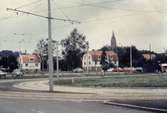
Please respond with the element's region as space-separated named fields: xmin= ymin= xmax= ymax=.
xmin=13 ymin=79 xmax=167 ymax=100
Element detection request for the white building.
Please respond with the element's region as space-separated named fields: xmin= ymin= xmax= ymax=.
xmin=82 ymin=50 xmax=118 ymax=71
xmin=161 ymin=63 xmax=167 ymax=72
xmin=19 ymin=54 xmax=41 ymax=72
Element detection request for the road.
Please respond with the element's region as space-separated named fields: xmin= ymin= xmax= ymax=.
xmin=0 ymin=76 xmax=164 ymax=113
xmin=0 ymin=98 xmax=153 ymax=113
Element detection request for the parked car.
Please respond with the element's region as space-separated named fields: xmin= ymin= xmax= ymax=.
xmin=135 ymin=67 xmax=143 ymax=73
xmin=0 ymin=70 xmax=7 ymax=78
xmin=73 ymin=68 xmax=83 ymax=73
xmin=12 ymin=69 xmax=24 ymax=78
xmin=107 ymin=68 xmax=114 ymax=72
xmin=111 ymin=68 xmax=124 ymax=72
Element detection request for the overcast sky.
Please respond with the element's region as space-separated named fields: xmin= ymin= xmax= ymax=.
xmin=0 ymin=0 xmax=167 ymax=53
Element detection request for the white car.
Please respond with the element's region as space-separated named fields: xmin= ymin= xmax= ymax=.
xmin=107 ymin=68 xmax=114 ymax=72
xmin=0 ymin=70 xmax=7 ymax=78
xmin=12 ymin=69 xmax=24 ymax=78
xmin=73 ymin=68 xmax=83 ymax=73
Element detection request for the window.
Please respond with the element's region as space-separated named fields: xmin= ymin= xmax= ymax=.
xmin=98 ymin=56 xmax=101 ymax=60
xmin=35 ymin=63 xmax=38 ymax=66
xmin=25 ymin=63 xmax=28 ymax=67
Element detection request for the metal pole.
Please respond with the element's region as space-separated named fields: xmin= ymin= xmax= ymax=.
xmin=86 ymin=47 xmax=89 ymax=74
xmin=56 ymin=42 xmax=59 ymax=79
xmin=149 ymin=44 xmax=152 ymax=60
xmin=48 ymin=0 xmax=54 ymax=92
xmin=130 ymin=45 xmax=133 ymax=72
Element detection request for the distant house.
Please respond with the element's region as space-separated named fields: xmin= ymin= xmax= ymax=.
xmin=161 ymin=63 xmax=167 ymax=72
xmin=19 ymin=54 xmax=41 ymax=72
xmin=82 ymin=50 xmax=118 ymax=71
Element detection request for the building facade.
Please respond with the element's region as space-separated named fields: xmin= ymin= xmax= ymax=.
xmin=19 ymin=54 xmax=41 ymax=72
xmin=161 ymin=63 xmax=167 ymax=72
xmin=82 ymin=50 xmax=118 ymax=71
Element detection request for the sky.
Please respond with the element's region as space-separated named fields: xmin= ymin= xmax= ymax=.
xmin=0 ymin=0 xmax=167 ymax=53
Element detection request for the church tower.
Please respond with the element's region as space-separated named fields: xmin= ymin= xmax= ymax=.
xmin=111 ymin=31 xmax=117 ymax=52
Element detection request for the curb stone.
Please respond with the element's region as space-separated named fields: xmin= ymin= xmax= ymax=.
xmin=104 ymin=101 xmax=167 ymax=113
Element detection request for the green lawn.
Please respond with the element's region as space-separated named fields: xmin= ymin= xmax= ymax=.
xmin=54 ymin=74 xmax=167 ymax=87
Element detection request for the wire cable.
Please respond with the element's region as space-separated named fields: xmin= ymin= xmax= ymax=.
xmin=15 ymin=0 xmax=43 ymax=9
xmin=57 ymin=0 xmax=122 ymax=9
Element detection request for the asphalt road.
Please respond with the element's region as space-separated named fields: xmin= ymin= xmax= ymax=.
xmin=0 ymin=98 xmax=153 ymax=113
xmin=0 ymin=76 xmax=165 ymax=113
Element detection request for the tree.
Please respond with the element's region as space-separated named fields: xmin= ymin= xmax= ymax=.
xmin=115 ymin=46 xmax=143 ymax=67
xmin=99 ymin=45 xmax=110 ymax=51
xmin=35 ymin=38 xmax=57 ymax=71
xmin=155 ymin=53 xmax=167 ymax=64
xmin=61 ymin=28 xmax=89 ymax=70
xmin=100 ymin=50 xmax=109 ymax=71
xmin=100 ymin=45 xmax=144 ymax=67
xmin=0 ymin=50 xmax=19 ymax=72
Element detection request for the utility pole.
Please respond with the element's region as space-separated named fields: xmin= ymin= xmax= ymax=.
xmin=48 ymin=0 xmax=54 ymax=92
xmin=7 ymin=1 xmax=80 ymax=92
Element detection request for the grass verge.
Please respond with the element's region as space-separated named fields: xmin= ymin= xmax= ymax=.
xmin=54 ymin=74 xmax=167 ymax=87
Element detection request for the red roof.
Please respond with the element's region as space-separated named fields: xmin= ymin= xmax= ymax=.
xmin=88 ymin=51 xmax=118 ymax=61
xmin=20 ymin=54 xmax=41 ymax=63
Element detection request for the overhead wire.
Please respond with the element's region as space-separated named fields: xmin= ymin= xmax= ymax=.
xmin=15 ymin=0 xmax=43 ymax=9
xmin=0 ymin=0 xmax=43 ymax=22
xmin=62 ymin=0 xmax=167 ymax=24
xmin=87 ymin=4 xmax=167 ymax=13
xmin=52 ymin=1 xmax=72 ymax=24
xmin=57 ymin=0 xmax=122 ymax=10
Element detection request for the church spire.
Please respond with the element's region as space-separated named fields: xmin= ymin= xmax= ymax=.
xmin=111 ymin=31 xmax=117 ymax=52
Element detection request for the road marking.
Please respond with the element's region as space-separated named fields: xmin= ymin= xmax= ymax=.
xmin=32 ymin=109 xmax=45 ymax=113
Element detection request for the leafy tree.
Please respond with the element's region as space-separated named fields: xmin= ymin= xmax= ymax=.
xmin=99 ymin=45 xmax=164 ymax=73
xmin=0 ymin=50 xmax=19 ymax=72
xmin=100 ymin=50 xmax=109 ymax=71
xmin=100 ymin=45 xmax=144 ymax=67
xmin=100 ymin=45 xmax=110 ymax=51
xmin=155 ymin=53 xmax=167 ymax=64
xmin=35 ymin=38 xmax=57 ymax=70
xmin=61 ymin=28 xmax=89 ymax=70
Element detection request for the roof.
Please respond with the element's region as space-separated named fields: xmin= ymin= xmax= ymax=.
xmin=88 ymin=50 xmax=118 ymax=61
xmin=20 ymin=54 xmax=41 ymax=63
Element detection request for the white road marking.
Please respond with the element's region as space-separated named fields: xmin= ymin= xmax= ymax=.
xmin=32 ymin=109 xmax=45 ymax=113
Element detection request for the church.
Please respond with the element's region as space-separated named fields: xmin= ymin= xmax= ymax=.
xmin=111 ymin=31 xmax=117 ymax=52
xmin=82 ymin=31 xmax=119 ymax=71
